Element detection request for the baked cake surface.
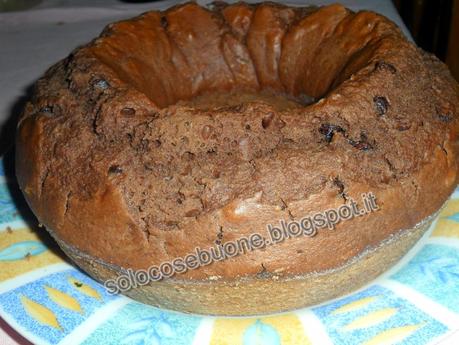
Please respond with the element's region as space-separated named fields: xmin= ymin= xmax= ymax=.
xmin=15 ymin=2 xmax=459 ymax=315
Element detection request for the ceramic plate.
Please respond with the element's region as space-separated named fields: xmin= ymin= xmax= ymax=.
xmin=1 ymin=150 xmax=459 ymax=345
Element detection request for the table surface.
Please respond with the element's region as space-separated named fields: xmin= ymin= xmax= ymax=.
xmin=0 ymin=1 xmax=412 ymax=344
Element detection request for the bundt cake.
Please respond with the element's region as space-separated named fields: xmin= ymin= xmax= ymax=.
xmin=15 ymin=1 xmax=459 ymax=315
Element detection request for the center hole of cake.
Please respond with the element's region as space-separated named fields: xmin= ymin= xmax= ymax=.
xmin=176 ymin=89 xmax=315 ymax=111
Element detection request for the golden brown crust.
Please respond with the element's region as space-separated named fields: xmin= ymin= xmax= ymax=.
xmin=15 ymin=1 xmax=459 ymax=314
xmin=54 ymin=210 xmax=436 ymax=316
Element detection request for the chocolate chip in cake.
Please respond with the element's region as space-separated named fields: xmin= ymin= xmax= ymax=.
xmin=374 ymin=61 xmax=397 ymax=74
xmin=349 ymin=132 xmax=373 ymax=151
xmin=438 ymin=113 xmax=453 ymax=123
xmin=92 ymin=78 xmax=110 ymax=90
xmin=257 ymin=263 xmax=271 ymax=279
xmin=261 ymin=113 xmax=274 ymax=129
xmin=319 ymin=123 xmax=344 ymax=143
xmin=333 ymin=177 xmax=345 ymax=195
xmin=215 ymin=226 xmax=224 ymax=245
xmin=160 ymin=16 xmax=168 ymax=29
xmin=39 ymin=106 xmax=54 ymax=116
xmin=332 ymin=177 xmax=348 ymax=201
xmin=436 ymin=106 xmax=453 ymax=123
xmin=350 ymin=141 xmax=371 ymax=150
xmin=373 ymin=96 xmax=389 ymax=116
xmin=120 ymin=107 xmax=136 ymax=116
xmin=396 ymin=122 xmax=411 ymax=131
xmin=108 ymin=165 xmax=123 ymax=175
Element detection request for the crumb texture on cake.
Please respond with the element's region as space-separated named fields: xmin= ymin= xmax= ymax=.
xmin=16 ymin=2 xmax=459 ymax=282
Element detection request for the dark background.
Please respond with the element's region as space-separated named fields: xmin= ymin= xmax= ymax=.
xmin=393 ymin=0 xmax=459 ymax=81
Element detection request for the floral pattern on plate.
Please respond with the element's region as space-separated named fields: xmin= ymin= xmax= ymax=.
xmin=0 ymin=227 xmax=65 ymax=282
xmin=82 ymin=301 xmax=202 ymax=345
xmin=312 ymin=285 xmax=448 ymax=345
xmin=0 ymin=268 xmax=120 ymax=344
xmin=210 ymin=313 xmax=310 ymax=345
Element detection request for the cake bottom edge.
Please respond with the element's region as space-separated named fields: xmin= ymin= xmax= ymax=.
xmin=51 ymin=212 xmax=436 ymax=316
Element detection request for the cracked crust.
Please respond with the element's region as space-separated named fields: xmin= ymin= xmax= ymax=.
xmin=15 ymin=2 xmax=459 ymax=314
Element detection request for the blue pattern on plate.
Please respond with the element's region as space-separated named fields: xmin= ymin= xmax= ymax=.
xmin=391 ymin=244 xmax=459 ymax=313
xmin=312 ymin=285 xmax=448 ymax=345
xmin=243 ymin=319 xmax=281 ymax=345
xmin=445 ymin=213 xmax=459 ymax=223
xmin=82 ymin=301 xmax=202 ymax=345
xmin=0 ymin=181 xmax=19 ymax=224
xmin=0 ymin=268 xmax=120 ymax=344
xmin=0 ymin=241 xmax=47 ymax=261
